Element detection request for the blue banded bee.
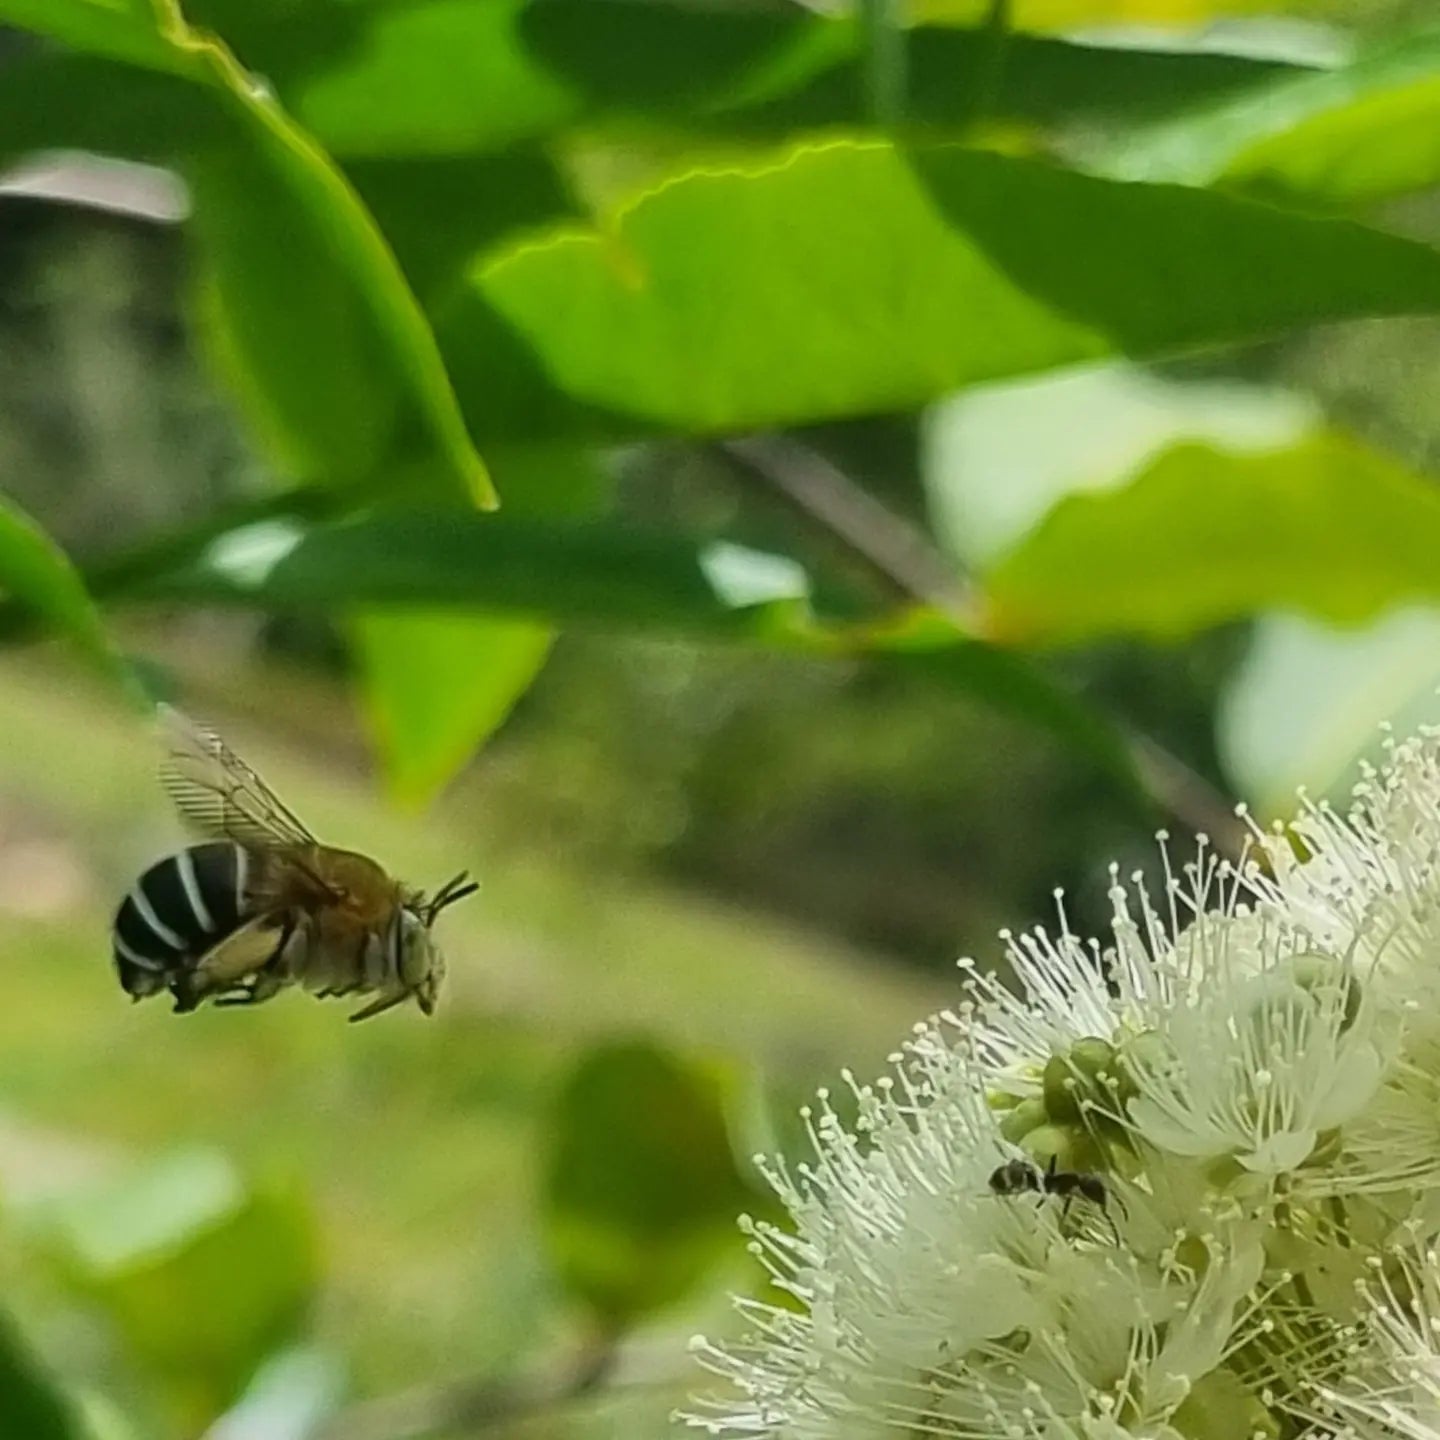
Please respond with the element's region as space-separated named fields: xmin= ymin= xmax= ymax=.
xmin=111 ymin=706 xmax=477 ymax=1021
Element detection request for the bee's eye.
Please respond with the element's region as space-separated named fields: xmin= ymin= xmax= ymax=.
xmin=397 ymin=911 xmax=432 ymax=986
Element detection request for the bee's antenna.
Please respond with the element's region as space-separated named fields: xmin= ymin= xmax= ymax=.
xmin=426 ymin=871 xmax=478 ymax=923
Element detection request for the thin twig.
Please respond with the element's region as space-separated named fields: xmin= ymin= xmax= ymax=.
xmin=1123 ymin=729 xmax=1250 ymax=858
xmin=720 ymin=435 xmax=984 ymax=630
xmin=719 ymin=433 xmax=1248 ymax=859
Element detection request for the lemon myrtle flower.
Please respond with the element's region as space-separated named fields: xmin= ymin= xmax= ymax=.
xmin=686 ymin=725 xmax=1440 ymax=1440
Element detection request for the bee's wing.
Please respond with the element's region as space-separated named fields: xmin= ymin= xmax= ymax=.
xmin=156 ymin=704 xmax=319 ymax=852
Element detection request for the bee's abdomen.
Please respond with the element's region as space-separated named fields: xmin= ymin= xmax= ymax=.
xmin=112 ymin=842 xmax=250 ymax=997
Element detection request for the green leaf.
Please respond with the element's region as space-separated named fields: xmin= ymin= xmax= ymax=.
xmin=179 ymin=0 xmax=1305 ymax=158
xmin=921 ymin=360 xmax=1314 ymax=568
xmin=542 ymin=1040 xmax=754 ymax=1323
xmin=1103 ymin=28 xmax=1440 ymax=207
xmin=0 ymin=53 xmax=217 ymax=163
xmin=1218 ymin=608 xmax=1440 ymax=819
xmin=983 ymin=432 xmax=1440 ymax=646
xmin=351 ymin=611 xmax=554 ymax=808
xmin=342 ymin=152 xmax=582 ymax=309
xmin=130 ymin=512 xmax=811 ymax=631
xmin=0 ymin=493 xmax=137 ymax=700
xmin=42 ymin=1152 xmax=319 ymax=1433
xmin=344 ymin=447 xmax=604 ymax=807
xmin=0 ymin=1311 xmax=84 ymax=1440
xmin=111 ymin=510 xmax=1145 ymax=800
xmin=443 ymin=142 xmax=1440 ymax=444
xmin=177 ymin=32 xmax=493 ymax=504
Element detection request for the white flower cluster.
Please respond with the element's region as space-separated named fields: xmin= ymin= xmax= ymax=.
xmin=686 ymin=726 xmax=1440 ymax=1440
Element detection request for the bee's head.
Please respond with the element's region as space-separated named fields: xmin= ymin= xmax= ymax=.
xmin=406 ymin=872 xmax=478 ymax=1015
xmin=353 ymin=872 xmax=477 ymax=1023
xmin=396 ymin=908 xmax=445 ymax=1015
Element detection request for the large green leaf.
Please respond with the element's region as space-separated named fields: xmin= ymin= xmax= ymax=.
xmin=351 ymin=610 xmax=554 ymax=808
xmin=341 ymin=152 xmax=582 ymax=309
xmin=178 ymin=0 xmax=1306 ymax=159
xmin=0 ymin=1312 xmax=84 ymax=1440
xmin=133 ymin=513 xmax=812 ymax=632
xmin=983 ymin=433 xmax=1440 ymax=646
xmin=1218 ymin=608 xmax=1440 ymax=819
xmin=1101 ymin=28 xmax=1440 ymax=207
xmin=542 ymin=1040 xmax=755 ymax=1323
xmin=921 ymin=360 xmax=1314 ymax=568
xmin=0 ymin=493 xmax=136 ymax=699
xmin=442 ymin=142 xmax=1440 ymax=444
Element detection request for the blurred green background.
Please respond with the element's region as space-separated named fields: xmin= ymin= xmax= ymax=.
xmin=4 ymin=0 xmax=1440 ymax=1435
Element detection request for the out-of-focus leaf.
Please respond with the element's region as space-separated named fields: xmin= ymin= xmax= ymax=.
xmin=1218 ymin=608 xmax=1440 ymax=819
xmin=135 ymin=513 xmax=776 ymax=632
xmin=542 ymin=1040 xmax=755 ymax=1323
xmin=1104 ymin=27 xmax=1440 ymax=206
xmin=178 ymin=0 xmax=1306 ymax=158
xmin=41 ymin=1152 xmax=318 ymax=1433
xmin=352 ymin=611 xmax=554 ymax=808
xmin=0 ymin=53 xmax=218 ymax=162
xmin=342 ymin=152 xmax=582 ymax=309
xmin=921 ymin=361 xmax=1315 ymax=567
xmin=0 ymin=1311 xmax=83 ymax=1440
xmin=0 ymin=493 xmax=137 ymax=700
xmin=115 ymin=511 xmax=1146 ymax=799
xmin=487 ymin=442 xmax=613 ymax=521
xmin=0 ymin=0 xmax=189 ymax=73
xmin=443 ymin=142 xmax=1440 ymax=444
xmin=345 ymin=446 xmax=606 ymax=807
xmin=205 ymin=1347 xmax=345 ymax=1440
xmin=983 ymin=433 xmax=1440 ymax=646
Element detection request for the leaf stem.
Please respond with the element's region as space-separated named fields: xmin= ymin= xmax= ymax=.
xmin=859 ymin=0 xmax=907 ymax=128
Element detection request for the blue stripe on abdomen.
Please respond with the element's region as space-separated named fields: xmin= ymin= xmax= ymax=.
xmin=112 ymin=843 xmax=250 ymax=998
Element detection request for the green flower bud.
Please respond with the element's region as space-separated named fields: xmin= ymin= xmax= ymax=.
xmin=1043 ymin=1053 xmax=1084 ymax=1122
xmin=998 ymin=1098 xmax=1048 ymax=1144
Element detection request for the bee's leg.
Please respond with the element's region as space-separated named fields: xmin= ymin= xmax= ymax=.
xmin=214 ymin=916 xmax=297 ymax=1008
xmin=170 ymin=975 xmax=202 ymax=1013
xmin=262 ymin=913 xmax=297 ymax=971
xmin=215 ymin=968 xmax=289 ymax=1008
xmin=213 ymin=988 xmax=263 ymax=1008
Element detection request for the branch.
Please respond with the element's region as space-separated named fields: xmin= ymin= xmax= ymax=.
xmin=720 ymin=435 xmax=984 ymax=630
xmin=719 ymin=432 xmax=1248 ymax=860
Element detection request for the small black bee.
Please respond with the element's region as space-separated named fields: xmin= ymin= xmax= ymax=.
xmin=988 ymin=1155 xmax=1122 ymax=1242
